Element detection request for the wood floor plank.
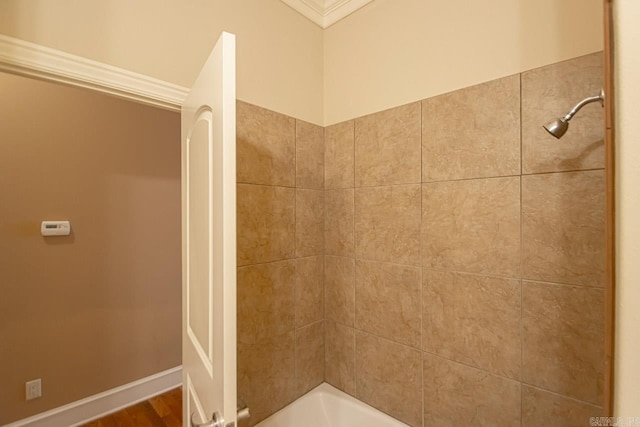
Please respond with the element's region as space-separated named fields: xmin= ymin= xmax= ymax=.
xmin=161 ymin=413 xmax=183 ymax=427
xmin=96 ymin=415 xmax=118 ymax=427
xmin=150 ymin=393 xmax=182 ymax=427
xmin=163 ymin=389 xmax=184 ymax=421
xmin=149 ymin=394 xmax=173 ymax=418
xmin=110 ymin=409 xmax=135 ymax=427
xmin=144 ymin=400 xmax=171 ymax=425
xmin=126 ymin=401 xmax=164 ymax=427
xmin=79 ymin=388 xmax=183 ymax=427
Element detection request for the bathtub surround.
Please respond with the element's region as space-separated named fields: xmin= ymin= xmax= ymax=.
xmin=323 ymin=52 xmax=605 ymax=426
xmin=236 ymin=101 xmax=325 ymax=426
xmin=237 ymin=52 xmax=605 ymax=427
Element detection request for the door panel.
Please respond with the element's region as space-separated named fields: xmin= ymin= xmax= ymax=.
xmin=182 ymin=32 xmax=236 ymax=427
xmin=186 ymin=111 xmax=213 ymax=375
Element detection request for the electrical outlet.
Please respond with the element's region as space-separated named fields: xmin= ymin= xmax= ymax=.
xmin=26 ymin=379 xmax=42 ymax=400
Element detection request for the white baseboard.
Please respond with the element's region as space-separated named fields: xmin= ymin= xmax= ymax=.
xmin=5 ymin=366 xmax=182 ymax=427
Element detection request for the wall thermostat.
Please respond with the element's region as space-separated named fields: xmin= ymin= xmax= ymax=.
xmin=41 ymin=221 xmax=71 ymax=236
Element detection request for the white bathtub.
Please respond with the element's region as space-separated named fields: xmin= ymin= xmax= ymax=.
xmin=255 ymin=383 xmax=409 ymax=427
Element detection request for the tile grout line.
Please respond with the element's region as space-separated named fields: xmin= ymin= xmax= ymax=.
xmin=519 ymin=70 xmax=524 ymax=427
xmin=353 ymin=315 xmax=357 ymax=398
xmin=294 ymin=120 xmax=299 ymax=395
xmin=320 ymin=255 xmax=603 ymax=290
xmin=523 ymin=383 xmax=604 ymax=408
xmin=352 ymin=118 xmax=357 ymax=399
xmin=420 ymin=99 xmax=425 ymax=427
xmin=322 ymin=125 xmax=327 ymax=385
xmin=330 ymin=317 xmax=422 ymax=353
xmin=520 ymin=167 xmax=606 ymax=177
xmin=318 ymin=166 xmax=605 ymax=190
xmin=323 ymin=124 xmax=328 ymax=387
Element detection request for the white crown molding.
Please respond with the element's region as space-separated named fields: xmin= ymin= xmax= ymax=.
xmin=281 ymin=0 xmax=374 ymax=28
xmin=4 ymin=366 xmax=182 ymax=427
xmin=0 ymin=34 xmax=188 ymax=111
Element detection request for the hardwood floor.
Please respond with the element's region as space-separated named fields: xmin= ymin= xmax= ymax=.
xmin=81 ymin=387 xmax=182 ymax=427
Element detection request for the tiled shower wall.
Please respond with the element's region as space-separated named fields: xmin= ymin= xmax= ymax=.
xmin=236 ymin=51 xmax=605 ymax=427
xmin=323 ymin=52 xmax=605 ymax=427
xmin=236 ymin=101 xmax=325 ymax=426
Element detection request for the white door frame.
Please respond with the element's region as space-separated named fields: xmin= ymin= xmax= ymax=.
xmin=0 ymin=34 xmax=188 ymax=111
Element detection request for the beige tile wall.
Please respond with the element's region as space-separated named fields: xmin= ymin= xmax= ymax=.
xmin=323 ymin=52 xmax=605 ymax=427
xmin=236 ymin=52 xmax=605 ymax=427
xmin=237 ymin=101 xmax=325 ymax=426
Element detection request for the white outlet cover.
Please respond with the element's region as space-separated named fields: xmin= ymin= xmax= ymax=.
xmin=26 ymin=378 xmax=42 ymax=400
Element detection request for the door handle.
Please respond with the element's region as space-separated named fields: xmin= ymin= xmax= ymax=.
xmin=191 ymin=411 xmax=225 ymax=427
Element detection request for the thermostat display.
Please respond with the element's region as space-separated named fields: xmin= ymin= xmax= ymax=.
xmin=41 ymin=221 xmax=71 ymax=236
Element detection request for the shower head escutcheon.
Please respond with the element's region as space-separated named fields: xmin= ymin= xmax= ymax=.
xmin=543 ymin=88 xmax=605 ymax=139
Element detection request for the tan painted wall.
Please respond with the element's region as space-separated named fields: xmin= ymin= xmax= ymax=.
xmin=613 ymin=0 xmax=640 ymax=416
xmin=0 ymin=0 xmax=325 ymax=125
xmin=324 ymin=0 xmax=604 ymax=125
xmin=0 ymin=1 xmax=603 ymax=127
xmin=0 ymin=73 xmax=181 ymax=424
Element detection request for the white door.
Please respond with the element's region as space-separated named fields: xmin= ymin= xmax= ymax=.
xmin=181 ymin=32 xmax=236 ymax=427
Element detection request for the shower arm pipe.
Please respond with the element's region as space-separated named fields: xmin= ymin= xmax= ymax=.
xmin=562 ymin=89 xmax=605 ymax=122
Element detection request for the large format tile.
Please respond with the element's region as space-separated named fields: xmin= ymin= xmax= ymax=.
xmin=295 ymin=256 xmax=324 ymax=327
xmin=522 ymin=170 xmax=605 ymax=287
xmin=355 ymin=185 xmax=421 ymax=265
xmin=522 ymin=386 xmax=602 ymax=427
xmin=522 ymin=53 xmax=604 ymax=174
xmin=325 ymin=320 xmax=356 ymax=396
xmin=522 ymin=281 xmax=604 ymax=404
xmin=237 ymin=261 xmax=295 ymax=344
xmin=296 ymin=189 xmax=324 ymax=257
xmin=355 ymin=102 xmax=421 ymax=187
xmin=422 ymin=177 xmax=521 ymax=277
xmin=296 ymin=120 xmax=324 ymax=189
xmin=238 ymin=332 xmax=296 ymax=426
xmin=356 ymin=332 xmax=423 ymax=427
xmin=295 ymin=321 xmax=325 ymax=396
xmin=422 ymin=75 xmax=520 ymax=182
xmin=355 ymin=260 xmax=422 ymax=348
xmin=423 ymin=270 xmax=521 ymax=379
xmin=325 ymin=188 xmax=355 ymax=257
xmin=324 ymin=256 xmax=355 ymax=326
xmin=237 ymin=184 xmax=295 ymax=266
xmin=237 ymin=101 xmax=295 ymax=186
xmin=325 ymin=120 xmax=355 ymax=189
xmin=423 ymin=354 xmax=521 ymax=427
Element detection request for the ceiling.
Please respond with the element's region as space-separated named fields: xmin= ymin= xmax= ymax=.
xmin=280 ymin=0 xmax=374 ymax=28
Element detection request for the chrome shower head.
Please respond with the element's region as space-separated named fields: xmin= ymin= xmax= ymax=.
xmin=543 ymin=118 xmax=570 ymax=138
xmin=543 ymin=89 xmax=604 ymax=139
